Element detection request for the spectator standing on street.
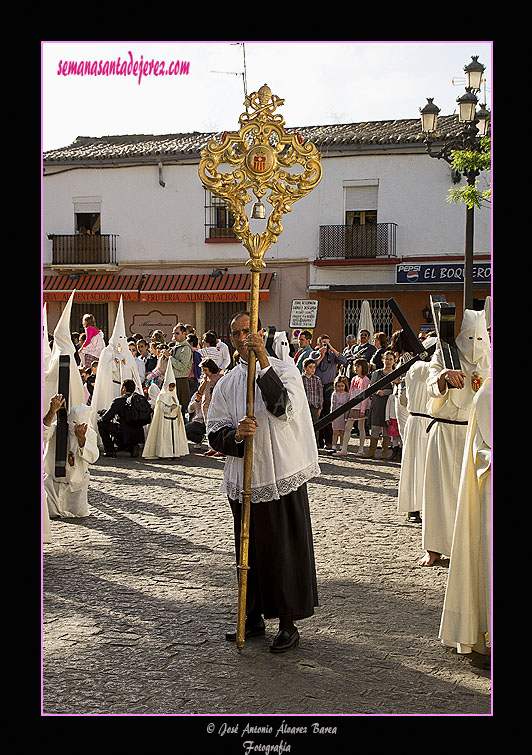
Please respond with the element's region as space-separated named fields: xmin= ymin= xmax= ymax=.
xmin=369 ymin=332 xmax=388 ymax=372
xmin=293 ymin=331 xmax=314 ymax=374
xmin=210 ymin=331 xmax=231 ymax=371
xmin=301 ymin=358 xmax=323 ymax=447
xmin=167 ymin=323 xmax=193 ymax=419
xmin=346 ymin=329 xmax=376 ymax=378
xmin=390 ymin=329 xmax=413 ymax=443
xmin=186 ymin=358 xmax=224 ymax=452
xmin=341 ymin=334 xmax=356 ymax=379
xmin=365 ymin=349 xmax=395 ymax=459
xmin=310 ymin=335 xmax=347 ymax=449
xmin=199 ymin=331 xmax=227 ymax=370
xmin=186 ymin=334 xmax=203 ymax=420
xmin=129 ymin=341 xmax=146 ymax=384
xmin=333 ymin=358 xmax=370 ymax=457
xmin=330 ymin=375 xmax=351 ymax=451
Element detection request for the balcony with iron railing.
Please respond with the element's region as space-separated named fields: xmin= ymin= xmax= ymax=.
xmin=318 ymin=223 xmax=397 ymax=260
xmin=47 ymin=234 xmax=119 ymax=266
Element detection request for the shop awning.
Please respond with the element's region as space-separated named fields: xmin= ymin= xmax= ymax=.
xmin=43 ymin=274 xmax=143 ymax=302
xmin=43 ymin=272 xmax=276 ymax=303
xmin=139 ymin=272 xmax=275 ymax=303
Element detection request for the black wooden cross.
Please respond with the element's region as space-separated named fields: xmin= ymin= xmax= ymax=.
xmin=54 ymin=354 xmax=71 ymax=477
xmin=313 ymin=298 xmax=436 ymax=433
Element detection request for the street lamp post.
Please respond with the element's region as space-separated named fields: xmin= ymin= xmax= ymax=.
xmin=419 ymin=56 xmax=490 ymax=311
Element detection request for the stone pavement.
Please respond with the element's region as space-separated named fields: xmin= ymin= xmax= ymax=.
xmin=42 ymin=443 xmax=491 ymax=722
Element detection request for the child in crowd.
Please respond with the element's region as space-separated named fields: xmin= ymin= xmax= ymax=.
xmin=385 ymin=391 xmax=401 ymax=461
xmin=143 ymin=367 xmax=189 ymax=459
xmin=333 ymin=358 xmax=370 ymax=457
xmin=330 ymin=375 xmax=351 ymax=451
xmin=301 ymin=358 xmax=323 ymax=447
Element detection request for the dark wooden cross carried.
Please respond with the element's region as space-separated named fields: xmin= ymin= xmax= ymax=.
xmin=429 ymin=295 xmax=462 ymax=386
xmin=54 ymin=354 xmax=71 ymax=477
xmin=313 ymin=298 xmax=437 ymax=433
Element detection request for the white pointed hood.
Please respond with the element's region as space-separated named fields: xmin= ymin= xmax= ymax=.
xmin=90 ymin=297 xmax=143 ymax=423
xmin=161 ymin=357 xmax=177 ymax=393
xmin=42 ymin=292 xmax=86 ymax=413
xmin=455 ymin=309 xmax=491 ymax=369
xmin=272 ymin=331 xmax=291 ymax=361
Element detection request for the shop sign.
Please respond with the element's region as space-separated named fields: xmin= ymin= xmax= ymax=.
xmin=289 ymin=299 xmax=319 ymax=328
xmin=396 ymin=263 xmax=491 ymax=284
xmin=139 ymin=291 xmax=269 ymax=303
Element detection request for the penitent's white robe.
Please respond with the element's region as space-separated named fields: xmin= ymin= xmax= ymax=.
xmin=143 ymin=360 xmax=188 ymax=459
xmin=439 ymin=377 xmax=491 ymax=654
xmin=397 ymin=359 xmax=433 ymax=513
xmin=142 ymin=388 xmax=189 ymax=459
xmin=422 ymin=311 xmax=491 ymax=557
xmin=43 ymin=404 xmax=100 ymax=518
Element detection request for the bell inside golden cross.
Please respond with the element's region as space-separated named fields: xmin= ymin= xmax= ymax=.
xmin=251 ymin=201 xmax=266 ymax=220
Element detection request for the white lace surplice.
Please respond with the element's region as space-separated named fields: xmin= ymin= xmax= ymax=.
xmin=206 ymin=358 xmax=320 ymax=503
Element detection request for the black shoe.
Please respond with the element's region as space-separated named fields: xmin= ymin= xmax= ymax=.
xmin=104 ymin=450 xmax=117 ymax=458
xmin=225 ymin=618 xmax=265 ymax=642
xmin=407 ymin=511 xmax=422 ymax=523
xmin=269 ymin=627 xmax=300 ymax=653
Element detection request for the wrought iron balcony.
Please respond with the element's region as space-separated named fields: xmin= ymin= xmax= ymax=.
xmin=48 ymin=234 xmax=118 ymax=266
xmin=318 ymin=223 xmax=397 ymax=260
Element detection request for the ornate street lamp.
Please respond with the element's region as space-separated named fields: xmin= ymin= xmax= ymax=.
xmin=464 ymin=55 xmax=485 ymax=92
xmin=456 ymin=87 xmax=479 ymax=123
xmin=198 ymin=84 xmax=322 ymax=651
xmin=419 ymin=98 xmax=440 ymax=134
xmin=419 ymin=56 xmax=490 ymax=311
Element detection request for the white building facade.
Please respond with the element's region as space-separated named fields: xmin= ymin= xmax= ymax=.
xmin=42 ymin=116 xmax=491 ymax=348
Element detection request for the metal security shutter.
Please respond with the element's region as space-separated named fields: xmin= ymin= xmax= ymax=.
xmin=345 ymin=185 xmax=378 ymax=211
xmin=344 ymin=299 xmax=394 ymax=341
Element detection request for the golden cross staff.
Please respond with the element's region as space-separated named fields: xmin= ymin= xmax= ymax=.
xmin=198 ymin=84 xmax=322 ymax=651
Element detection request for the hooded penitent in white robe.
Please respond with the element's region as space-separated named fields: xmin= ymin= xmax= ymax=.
xmin=439 ymin=376 xmax=491 ymax=654
xmin=397 ymin=337 xmax=437 ymax=513
xmin=142 ymin=361 xmax=189 ymax=459
xmin=422 ymin=311 xmax=491 ymax=557
xmin=90 ymin=297 xmax=143 ymax=436
xmin=43 ymin=305 xmax=53 ymax=543
xmin=206 ymin=356 xmax=320 ymax=503
xmin=43 ymin=293 xmax=87 ymax=536
xmin=43 ymin=404 xmax=100 ymax=518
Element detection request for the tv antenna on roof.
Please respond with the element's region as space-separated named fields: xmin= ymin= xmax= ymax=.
xmin=211 ymin=42 xmax=248 ymax=98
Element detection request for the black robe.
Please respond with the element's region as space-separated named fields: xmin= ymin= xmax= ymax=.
xmin=208 ymin=366 xmax=319 ymax=622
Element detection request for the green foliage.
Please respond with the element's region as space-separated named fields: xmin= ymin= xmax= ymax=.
xmin=447 ymin=137 xmax=491 ymax=209
xmin=446 ymin=183 xmax=491 ymax=210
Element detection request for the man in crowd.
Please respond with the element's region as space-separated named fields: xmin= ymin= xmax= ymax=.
xmin=293 ymin=330 xmax=314 ymax=373
xmin=309 ymin=335 xmax=347 ymax=449
xmin=167 ymin=323 xmax=193 ymax=420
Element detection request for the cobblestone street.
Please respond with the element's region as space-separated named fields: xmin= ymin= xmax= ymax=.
xmin=42 ymin=444 xmax=491 ymax=722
